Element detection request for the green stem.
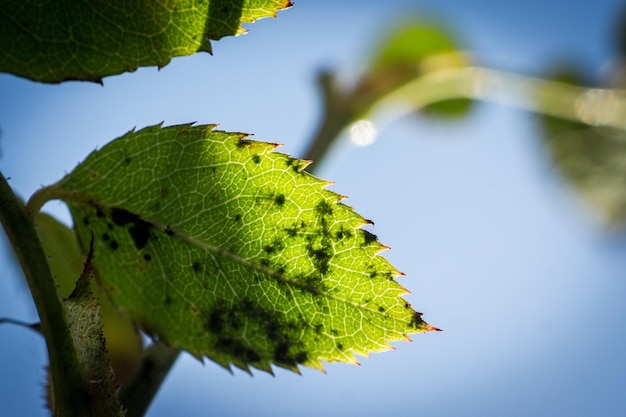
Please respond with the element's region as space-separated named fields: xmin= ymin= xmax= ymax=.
xmin=0 ymin=317 xmax=41 ymax=332
xmin=374 ymin=67 xmax=626 ymax=128
xmin=25 ymin=183 xmax=82 ymax=216
xmin=119 ymin=341 xmax=180 ymax=417
xmin=0 ymin=173 xmax=90 ymax=417
xmin=303 ymin=66 xmax=626 ymax=170
xmin=303 ymin=71 xmax=356 ymax=168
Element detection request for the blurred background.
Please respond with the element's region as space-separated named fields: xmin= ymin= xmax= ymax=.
xmin=2 ymin=0 xmax=626 ymax=416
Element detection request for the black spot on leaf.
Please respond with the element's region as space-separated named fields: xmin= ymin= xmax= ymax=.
xmin=252 ymin=154 xmax=261 ymax=164
xmin=129 ymin=224 xmax=151 ymax=250
xmin=299 ymin=274 xmax=326 ymax=294
xmin=335 ymin=227 xmax=353 ymax=240
xmin=285 ymin=158 xmax=305 ymax=173
xmin=215 ymin=337 xmax=261 ymax=364
xmin=285 ymin=225 xmax=298 ymax=238
xmin=204 ymin=298 xmax=310 ymax=367
xmin=192 ymin=261 xmax=202 ymax=273
xmin=110 ymin=240 xmax=119 ymax=250
xmin=236 ymin=138 xmax=253 ymax=148
xmin=295 ymin=352 xmax=308 ymax=364
xmin=110 ymin=208 xmax=154 ymax=250
xmin=273 ymin=342 xmax=291 ymax=364
xmin=263 ymin=239 xmax=284 ymax=255
xmin=206 ymin=309 xmax=224 ymax=333
xmin=362 ymin=230 xmax=378 ymax=245
xmin=316 ymin=200 xmax=333 ymax=216
xmin=102 ymin=233 xmax=110 ymax=241
xmin=165 ymin=227 xmax=175 ymax=236
xmin=111 ymin=207 xmax=139 ymax=226
xmin=233 ymin=213 xmax=242 ymax=222
xmin=143 ymin=254 xmax=152 ymax=261
xmin=409 ymin=312 xmax=425 ymax=329
xmin=306 ymin=243 xmax=332 ymax=275
xmin=273 ymin=342 xmax=308 ymax=367
xmin=274 ymin=194 xmax=285 ymax=206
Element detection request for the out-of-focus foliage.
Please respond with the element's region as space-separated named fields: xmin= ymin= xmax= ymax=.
xmin=366 ymin=21 xmax=472 ymax=118
xmin=305 ymin=19 xmax=473 ymax=163
xmin=539 ymin=41 xmax=626 ymax=228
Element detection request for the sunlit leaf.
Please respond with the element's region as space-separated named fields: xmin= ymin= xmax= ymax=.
xmin=53 ymin=123 xmax=438 ymax=373
xmin=0 ymin=0 xmax=292 ymax=83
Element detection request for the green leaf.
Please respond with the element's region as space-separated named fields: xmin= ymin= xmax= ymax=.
xmin=34 ymin=213 xmax=84 ymax=298
xmin=0 ymin=0 xmax=292 ymax=83
xmin=538 ymin=71 xmax=626 ymax=226
xmin=52 ymin=123 xmax=438 ymax=373
xmin=365 ymin=20 xmax=472 ymax=118
xmin=541 ymin=119 xmax=626 ymax=226
xmin=63 ymin=239 xmax=124 ymax=417
xmin=35 ymin=212 xmax=144 ymax=384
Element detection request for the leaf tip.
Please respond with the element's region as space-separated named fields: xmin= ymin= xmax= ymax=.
xmin=412 ymin=312 xmax=442 ymax=333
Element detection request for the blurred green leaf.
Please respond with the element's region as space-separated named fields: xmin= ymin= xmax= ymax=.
xmin=371 ymin=23 xmax=463 ymax=70
xmin=539 ymin=71 xmax=626 ymax=226
xmin=52 ymin=123 xmax=438 ymax=373
xmin=34 ymin=213 xmax=83 ymax=298
xmin=303 ymin=20 xmax=473 ymax=164
xmin=542 ymin=119 xmax=626 ymax=226
xmin=0 ymin=0 xmax=291 ymax=83
xmin=365 ymin=21 xmax=472 ymax=118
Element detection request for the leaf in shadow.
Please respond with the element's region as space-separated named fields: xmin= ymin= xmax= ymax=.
xmin=538 ymin=71 xmax=626 ymax=226
xmin=0 ymin=0 xmax=292 ymax=83
xmin=35 ymin=212 xmax=143 ymax=384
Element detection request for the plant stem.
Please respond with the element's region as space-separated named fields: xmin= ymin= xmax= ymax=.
xmin=0 ymin=173 xmax=90 ymax=417
xmin=119 ymin=341 xmax=180 ymax=417
xmin=374 ymin=67 xmax=626 ymax=128
xmin=303 ymin=66 xmax=626 ymax=170
xmin=0 ymin=317 xmax=41 ymax=332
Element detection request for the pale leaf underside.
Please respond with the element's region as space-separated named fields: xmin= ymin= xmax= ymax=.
xmin=56 ymin=123 xmax=437 ymax=373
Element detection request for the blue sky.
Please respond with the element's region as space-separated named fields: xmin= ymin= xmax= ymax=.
xmin=1 ymin=1 xmax=626 ymax=416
